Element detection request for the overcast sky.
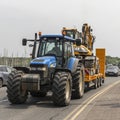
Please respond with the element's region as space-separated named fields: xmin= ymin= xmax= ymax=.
xmin=0 ymin=0 xmax=120 ymax=57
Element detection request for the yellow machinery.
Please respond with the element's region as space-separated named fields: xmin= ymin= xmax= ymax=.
xmin=62 ymin=23 xmax=106 ymax=89
xmin=96 ymin=48 xmax=106 ymax=79
xmin=62 ymin=24 xmax=95 ymax=56
xmin=83 ymin=49 xmax=105 ymax=89
xmin=62 ymin=27 xmax=81 ymax=39
xmin=81 ymin=23 xmax=95 ymax=51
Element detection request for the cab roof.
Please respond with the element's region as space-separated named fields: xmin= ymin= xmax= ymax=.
xmin=40 ymin=34 xmax=75 ymax=42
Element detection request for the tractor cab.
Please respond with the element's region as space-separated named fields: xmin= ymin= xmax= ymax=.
xmin=62 ymin=27 xmax=81 ymax=39
xmin=29 ymin=35 xmax=75 ymax=70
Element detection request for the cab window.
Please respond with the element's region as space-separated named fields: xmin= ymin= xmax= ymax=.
xmin=64 ymin=42 xmax=72 ymax=59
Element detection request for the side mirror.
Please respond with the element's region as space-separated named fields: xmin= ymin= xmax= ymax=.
xmin=76 ymin=39 xmax=81 ymax=46
xmin=22 ymin=39 xmax=27 ymax=46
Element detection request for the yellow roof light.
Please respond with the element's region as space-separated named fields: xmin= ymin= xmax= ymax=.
xmin=38 ymin=32 xmax=42 ymax=36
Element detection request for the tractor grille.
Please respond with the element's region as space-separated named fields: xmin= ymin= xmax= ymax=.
xmin=30 ymin=64 xmax=46 ymax=67
xmin=30 ymin=64 xmax=48 ymax=78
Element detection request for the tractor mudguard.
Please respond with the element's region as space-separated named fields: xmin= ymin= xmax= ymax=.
xmin=67 ymin=57 xmax=80 ymax=73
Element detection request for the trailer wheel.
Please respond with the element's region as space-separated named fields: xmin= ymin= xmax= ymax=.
xmin=97 ymin=78 xmax=100 ymax=88
xmin=100 ymin=77 xmax=102 ymax=86
xmin=72 ymin=64 xmax=84 ymax=99
xmin=52 ymin=72 xmax=72 ymax=106
xmin=94 ymin=79 xmax=97 ymax=89
xmin=0 ymin=78 xmax=3 ymax=88
xmin=30 ymin=91 xmax=47 ymax=97
xmin=102 ymin=77 xmax=104 ymax=83
xmin=7 ymin=70 xmax=28 ymax=104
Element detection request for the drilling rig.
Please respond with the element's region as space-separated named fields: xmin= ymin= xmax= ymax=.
xmin=62 ymin=23 xmax=105 ymax=89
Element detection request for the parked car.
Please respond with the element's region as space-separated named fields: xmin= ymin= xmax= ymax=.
xmin=105 ymin=65 xmax=120 ymax=77
xmin=0 ymin=65 xmax=14 ymax=88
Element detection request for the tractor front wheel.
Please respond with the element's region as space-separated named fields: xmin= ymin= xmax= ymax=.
xmin=7 ymin=70 xmax=28 ymax=104
xmin=52 ymin=72 xmax=72 ymax=106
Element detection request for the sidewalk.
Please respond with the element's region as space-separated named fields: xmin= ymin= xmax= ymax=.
xmin=80 ymin=82 xmax=120 ymax=120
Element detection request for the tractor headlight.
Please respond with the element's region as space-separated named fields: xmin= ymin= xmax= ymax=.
xmin=37 ymin=67 xmax=46 ymax=71
xmin=31 ymin=67 xmax=47 ymax=71
xmin=49 ymin=63 xmax=56 ymax=68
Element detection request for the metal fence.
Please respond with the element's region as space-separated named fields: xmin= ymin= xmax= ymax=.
xmin=0 ymin=57 xmax=31 ymax=67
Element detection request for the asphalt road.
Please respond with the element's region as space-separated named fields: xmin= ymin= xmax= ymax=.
xmin=0 ymin=76 xmax=120 ymax=120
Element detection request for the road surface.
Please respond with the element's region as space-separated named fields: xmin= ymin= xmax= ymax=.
xmin=0 ymin=76 xmax=120 ymax=120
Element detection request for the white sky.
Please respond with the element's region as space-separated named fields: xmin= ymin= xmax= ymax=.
xmin=0 ymin=0 xmax=120 ymax=57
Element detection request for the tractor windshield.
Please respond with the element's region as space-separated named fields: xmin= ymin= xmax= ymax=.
xmin=65 ymin=31 xmax=75 ymax=38
xmin=64 ymin=30 xmax=80 ymax=39
xmin=37 ymin=38 xmax=63 ymax=57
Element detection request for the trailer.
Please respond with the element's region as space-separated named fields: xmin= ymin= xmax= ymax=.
xmin=62 ymin=23 xmax=106 ymax=90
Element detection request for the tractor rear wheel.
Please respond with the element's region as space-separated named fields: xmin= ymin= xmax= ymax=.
xmin=7 ymin=70 xmax=28 ymax=104
xmin=72 ymin=64 xmax=84 ymax=99
xmin=52 ymin=72 xmax=72 ymax=106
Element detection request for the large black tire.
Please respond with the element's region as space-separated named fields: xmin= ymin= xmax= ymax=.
xmin=94 ymin=79 xmax=98 ymax=89
xmin=52 ymin=72 xmax=72 ymax=106
xmin=100 ymin=77 xmax=102 ymax=86
xmin=72 ymin=64 xmax=84 ymax=99
xmin=30 ymin=91 xmax=47 ymax=97
xmin=7 ymin=70 xmax=28 ymax=104
xmin=102 ymin=77 xmax=105 ymax=83
xmin=115 ymin=73 xmax=119 ymax=77
xmin=0 ymin=78 xmax=3 ymax=88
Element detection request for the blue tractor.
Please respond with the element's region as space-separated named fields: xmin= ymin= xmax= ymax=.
xmin=7 ymin=33 xmax=84 ymax=106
